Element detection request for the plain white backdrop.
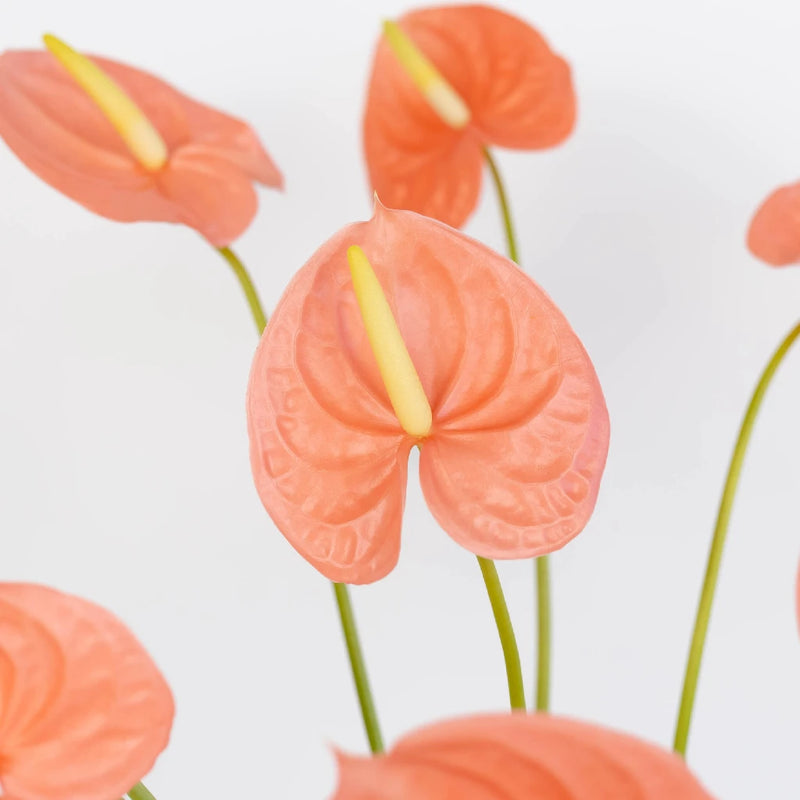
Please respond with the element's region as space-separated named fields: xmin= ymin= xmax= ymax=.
xmin=1 ymin=0 xmax=799 ymax=797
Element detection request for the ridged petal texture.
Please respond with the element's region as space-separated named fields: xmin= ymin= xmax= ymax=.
xmin=747 ymin=181 xmax=800 ymax=266
xmin=0 ymin=50 xmax=282 ymax=246
xmin=332 ymin=713 xmax=716 ymax=799
xmin=363 ymin=5 xmax=576 ymax=227
xmin=0 ymin=583 xmax=174 ymax=800
xmin=247 ymin=205 xmax=608 ymax=583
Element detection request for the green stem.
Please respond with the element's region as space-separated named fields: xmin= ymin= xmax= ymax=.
xmin=333 ymin=583 xmax=385 ymax=753
xmin=127 ymin=782 xmax=157 ymax=800
xmin=535 ymin=556 xmax=551 ymax=711
xmin=217 ymin=246 xmax=268 ymax=334
xmin=214 ymin=245 xmax=384 ymax=754
xmin=483 ymin=147 xmax=519 ymax=263
xmin=673 ymin=319 xmax=800 ymax=756
xmin=483 ymin=147 xmax=551 ymax=712
xmin=477 ymin=556 xmax=526 ymax=710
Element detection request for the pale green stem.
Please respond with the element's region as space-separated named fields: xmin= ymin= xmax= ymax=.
xmin=216 ymin=246 xmax=268 ymax=334
xmin=215 ymin=245 xmax=383 ymax=754
xmin=535 ymin=556 xmax=551 ymax=711
xmin=477 ymin=556 xmax=526 ymax=710
xmin=483 ymin=146 xmax=551 ymax=712
xmin=127 ymin=782 xmax=157 ymax=800
xmin=673 ymin=319 xmax=800 ymax=756
xmin=483 ymin=147 xmax=519 ymax=263
xmin=333 ymin=583 xmax=384 ymax=753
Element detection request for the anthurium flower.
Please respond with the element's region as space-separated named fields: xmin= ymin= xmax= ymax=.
xmin=0 ymin=582 xmax=173 ymax=800
xmin=332 ymin=713 xmax=715 ymax=799
xmin=247 ymin=204 xmax=609 ymax=583
xmin=0 ymin=36 xmax=282 ymax=246
xmin=363 ymin=5 xmax=576 ymax=228
xmin=747 ymin=180 xmax=800 ymax=266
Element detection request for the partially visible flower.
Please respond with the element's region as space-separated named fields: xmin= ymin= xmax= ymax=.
xmin=747 ymin=181 xmax=800 ymax=266
xmin=247 ymin=204 xmax=608 ymax=583
xmin=0 ymin=35 xmax=282 ymax=246
xmin=363 ymin=5 xmax=575 ymax=228
xmin=0 ymin=582 xmax=173 ymax=800
xmin=332 ymin=712 xmax=715 ymax=799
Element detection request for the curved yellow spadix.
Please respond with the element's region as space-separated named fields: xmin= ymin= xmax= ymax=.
xmin=347 ymin=245 xmax=432 ymax=438
xmin=43 ymin=34 xmax=168 ymax=171
xmin=382 ymin=20 xmax=470 ymax=130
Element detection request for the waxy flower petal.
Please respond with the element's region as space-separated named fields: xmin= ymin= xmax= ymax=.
xmin=247 ymin=205 xmax=608 ymax=583
xmin=332 ymin=713 xmax=715 ymax=799
xmin=747 ymin=181 xmax=800 ymax=266
xmin=363 ymin=5 xmax=575 ymax=227
xmin=0 ymin=48 xmax=282 ymax=246
xmin=0 ymin=583 xmax=173 ymax=800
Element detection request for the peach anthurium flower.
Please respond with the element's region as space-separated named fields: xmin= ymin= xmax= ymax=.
xmin=363 ymin=6 xmax=576 ymax=228
xmin=0 ymin=36 xmax=282 ymax=246
xmin=247 ymin=204 xmax=609 ymax=584
xmin=0 ymin=583 xmax=173 ymax=800
xmin=332 ymin=713 xmax=715 ymax=799
xmin=747 ymin=181 xmax=800 ymax=266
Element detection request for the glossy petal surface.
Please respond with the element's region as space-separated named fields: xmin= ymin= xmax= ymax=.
xmin=332 ymin=713 xmax=715 ymax=799
xmin=247 ymin=205 xmax=608 ymax=582
xmin=747 ymin=181 xmax=800 ymax=266
xmin=363 ymin=5 xmax=576 ymax=227
xmin=0 ymin=583 xmax=173 ymax=800
xmin=0 ymin=50 xmax=282 ymax=245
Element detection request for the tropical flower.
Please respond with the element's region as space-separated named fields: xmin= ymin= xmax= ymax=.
xmin=332 ymin=712 xmax=715 ymax=799
xmin=0 ymin=582 xmax=173 ymax=800
xmin=747 ymin=180 xmax=800 ymax=266
xmin=362 ymin=5 xmax=576 ymax=228
xmin=0 ymin=35 xmax=282 ymax=246
xmin=247 ymin=204 xmax=609 ymax=583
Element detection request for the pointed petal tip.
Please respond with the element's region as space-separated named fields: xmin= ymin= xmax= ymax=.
xmin=371 ymin=192 xmax=390 ymax=220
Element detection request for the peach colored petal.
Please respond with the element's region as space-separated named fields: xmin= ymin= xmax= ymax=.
xmin=747 ymin=181 xmax=800 ymax=266
xmin=363 ymin=6 xmax=575 ymax=226
xmin=416 ymin=222 xmax=609 ymax=557
xmin=0 ymin=583 xmax=173 ymax=800
xmin=0 ymin=50 xmax=281 ymax=245
xmin=92 ymin=56 xmax=283 ymax=188
xmin=387 ymin=208 xmax=606 ymax=559
xmin=332 ymin=713 xmax=715 ymax=799
xmin=247 ymin=205 xmax=608 ymax=580
xmin=156 ymin=147 xmax=260 ymax=247
xmin=248 ymin=216 xmax=415 ymax=584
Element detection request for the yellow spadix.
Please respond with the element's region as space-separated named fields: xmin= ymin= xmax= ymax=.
xmin=43 ymin=34 xmax=168 ymax=171
xmin=347 ymin=245 xmax=432 ymax=438
xmin=382 ymin=20 xmax=470 ymax=130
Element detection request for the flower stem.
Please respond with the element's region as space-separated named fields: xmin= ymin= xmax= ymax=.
xmin=216 ymin=246 xmax=268 ymax=334
xmin=673 ymin=319 xmax=800 ymax=756
xmin=333 ymin=583 xmax=385 ymax=753
xmin=483 ymin=147 xmax=551 ymax=712
xmin=535 ymin=555 xmax=551 ymax=711
xmin=477 ymin=556 xmax=526 ymax=710
xmin=483 ymin=147 xmax=519 ymax=263
xmin=127 ymin=782 xmax=157 ymax=800
xmin=214 ymin=244 xmax=384 ymax=754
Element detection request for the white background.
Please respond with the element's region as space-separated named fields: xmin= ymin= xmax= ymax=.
xmin=1 ymin=0 xmax=799 ymax=797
